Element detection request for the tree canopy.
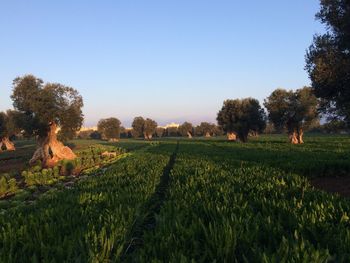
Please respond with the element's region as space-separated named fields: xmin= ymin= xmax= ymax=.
xmin=131 ymin=116 xmax=157 ymax=139
xmin=195 ymin=122 xmax=216 ymax=137
xmin=178 ymin=122 xmax=193 ymax=138
xmin=97 ymin=117 xmax=121 ymax=140
xmin=0 ymin=110 xmax=21 ymax=139
xmin=217 ymin=98 xmax=266 ymax=142
xmin=264 ymin=87 xmax=318 ymax=143
xmin=305 ymin=0 xmax=350 ymax=125
xmin=11 ymin=75 xmax=84 ymax=139
xmin=143 ymin=118 xmax=157 ymax=139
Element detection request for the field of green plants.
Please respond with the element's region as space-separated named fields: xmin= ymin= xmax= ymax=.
xmin=0 ymin=135 xmax=350 ymax=262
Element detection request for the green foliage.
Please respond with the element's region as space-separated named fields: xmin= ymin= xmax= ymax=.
xmin=306 ymin=0 xmax=350 ymax=125
xmin=0 ymin=176 xmax=18 ymax=197
xmin=217 ymin=98 xmax=266 ymax=142
xmin=131 ymin=117 xmax=157 ymax=139
xmin=131 ymin=116 xmax=145 ymax=138
xmin=195 ymin=122 xmax=217 ymax=137
xmin=97 ymin=117 xmax=121 ymax=140
xmin=178 ymin=122 xmax=193 ymax=137
xmin=1 ymin=139 xmax=350 ymax=261
xmin=0 ymin=150 xmax=171 ymax=262
xmin=264 ymin=87 xmax=318 ymax=133
xmin=155 ymin=127 xmax=165 ymax=137
xmin=133 ymin=142 xmax=350 ymax=262
xmin=11 ymin=75 xmax=84 ymax=139
xmin=166 ymin=126 xmax=179 ymax=137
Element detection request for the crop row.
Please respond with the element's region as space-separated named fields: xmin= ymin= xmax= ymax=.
xmin=132 ymin=145 xmax=350 ymax=262
xmin=0 ymin=145 xmax=126 ymax=199
xmin=0 ymin=149 xmax=171 ymax=262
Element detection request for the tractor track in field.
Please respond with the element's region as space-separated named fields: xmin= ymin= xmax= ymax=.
xmin=121 ymin=141 xmax=179 ymax=260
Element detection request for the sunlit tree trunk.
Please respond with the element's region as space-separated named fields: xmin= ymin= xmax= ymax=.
xmin=227 ymin=132 xmax=236 ymax=141
xmin=289 ymin=127 xmax=304 ymax=144
xmin=289 ymin=129 xmax=299 ymax=144
xmin=0 ymin=137 xmax=15 ymax=151
xmin=29 ymin=122 xmax=76 ymax=167
xmin=205 ymin=132 xmax=211 ymax=137
xmin=187 ymin=131 xmax=192 ymax=138
xmin=143 ymin=133 xmax=153 ymax=140
xmin=297 ymin=128 xmax=304 ymax=144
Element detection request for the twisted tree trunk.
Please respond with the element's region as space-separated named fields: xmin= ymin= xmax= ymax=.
xmin=143 ymin=132 xmax=153 ymax=140
xmin=227 ymin=132 xmax=236 ymax=141
xmin=0 ymin=137 xmax=15 ymax=151
xmin=187 ymin=131 xmax=192 ymax=138
xmin=29 ymin=122 xmax=76 ymax=167
xmin=237 ymin=132 xmax=248 ymax=143
xmin=289 ymin=128 xmax=303 ymax=144
xmin=205 ymin=132 xmax=211 ymax=138
xmin=297 ymin=128 xmax=304 ymax=144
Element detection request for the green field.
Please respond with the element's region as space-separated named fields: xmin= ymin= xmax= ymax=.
xmin=0 ymin=135 xmax=350 ymax=262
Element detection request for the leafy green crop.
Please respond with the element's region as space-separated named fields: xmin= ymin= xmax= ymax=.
xmin=0 ymin=149 xmax=171 ymax=262
xmin=133 ymin=143 xmax=350 ymax=262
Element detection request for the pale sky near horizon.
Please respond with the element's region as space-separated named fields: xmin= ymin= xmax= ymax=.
xmin=0 ymin=1 xmax=325 ymax=127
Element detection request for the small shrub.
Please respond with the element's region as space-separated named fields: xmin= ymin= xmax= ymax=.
xmin=8 ymin=178 xmax=18 ymax=193
xmin=0 ymin=177 xmax=9 ymax=196
xmin=53 ymin=166 xmax=60 ymax=178
xmin=66 ymin=161 xmax=75 ymax=175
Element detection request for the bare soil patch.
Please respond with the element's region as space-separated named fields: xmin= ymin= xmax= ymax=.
xmin=311 ymin=176 xmax=350 ymax=198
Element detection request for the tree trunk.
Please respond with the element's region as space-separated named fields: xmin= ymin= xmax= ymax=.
xmin=187 ymin=131 xmax=192 ymax=138
xmin=1 ymin=137 xmax=15 ymax=151
xmin=297 ymin=128 xmax=304 ymax=144
xmin=227 ymin=132 xmax=236 ymax=141
xmin=144 ymin=133 xmax=152 ymax=140
xmin=29 ymin=122 xmax=76 ymax=167
xmin=289 ymin=128 xmax=304 ymax=144
xmin=205 ymin=132 xmax=211 ymax=137
xmin=237 ymin=132 xmax=248 ymax=143
xmin=289 ymin=129 xmax=299 ymax=144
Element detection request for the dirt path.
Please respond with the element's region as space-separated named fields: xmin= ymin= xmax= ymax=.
xmin=311 ymin=176 xmax=350 ymax=198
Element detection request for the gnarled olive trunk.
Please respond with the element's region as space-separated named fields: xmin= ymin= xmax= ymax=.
xmin=187 ymin=131 xmax=192 ymax=138
xmin=289 ymin=128 xmax=304 ymax=144
xmin=144 ymin=133 xmax=153 ymax=140
xmin=298 ymin=128 xmax=304 ymax=144
xmin=227 ymin=132 xmax=236 ymax=141
xmin=0 ymin=137 xmax=15 ymax=151
xmin=29 ymin=122 xmax=76 ymax=167
xmin=237 ymin=131 xmax=248 ymax=143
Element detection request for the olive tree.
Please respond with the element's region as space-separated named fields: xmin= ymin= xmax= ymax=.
xmin=306 ymin=0 xmax=350 ymax=125
xmin=156 ymin=127 xmax=165 ymax=137
xmin=217 ymin=98 xmax=266 ymax=142
xmin=131 ymin=116 xmax=157 ymax=139
xmin=97 ymin=117 xmax=121 ymax=141
xmin=143 ymin=118 xmax=157 ymax=139
xmin=264 ymin=87 xmax=318 ymax=144
xmin=178 ymin=122 xmax=193 ymax=138
xmin=195 ymin=122 xmax=216 ymax=137
xmin=11 ymin=75 xmax=83 ymax=166
xmin=0 ymin=110 xmax=22 ymax=151
xmin=131 ymin=117 xmax=145 ymax=138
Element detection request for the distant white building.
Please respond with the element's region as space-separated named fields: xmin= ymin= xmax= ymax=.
xmin=159 ymin=122 xmax=180 ymax=129
xmin=79 ymin=126 xmax=98 ymax=132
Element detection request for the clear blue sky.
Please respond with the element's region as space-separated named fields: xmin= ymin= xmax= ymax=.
xmin=0 ymin=1 xmax=324 ymax=127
